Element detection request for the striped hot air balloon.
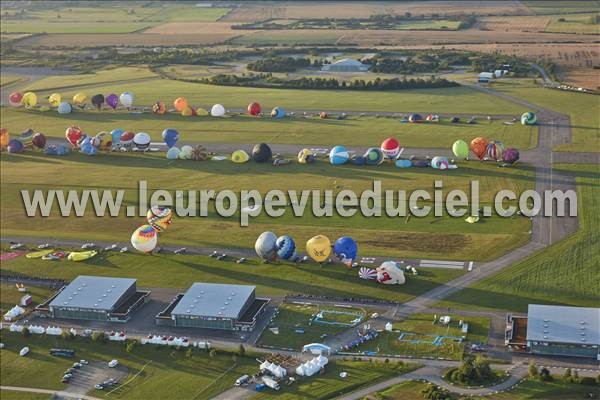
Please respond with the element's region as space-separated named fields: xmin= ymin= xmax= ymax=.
xmin=358 ymin=267 xmax=377 ymax=280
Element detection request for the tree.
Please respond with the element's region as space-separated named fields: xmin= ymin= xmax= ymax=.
xmin=60 ymin=330 xmax=74 ymax=341
xmin=421 ymin=384 xmax=451 ymax=400
xmin=186 ymin=348 xmax=193 ymax=359
xmin=21 ymin=327 xmax=30 ymax=337
xmin=238 ymin=344 xmax=246 ymax=357
xmin=540 ymin=367 xmax=552 ymax=381
xmin=528 ymin=361 xmax=539 ymax=378
xmin=563 ymin=368 xmax=572 ymax=382
xmin=126 ymin=341 xmax=136 ymax=353
xmin=91 ymin=331 xmax=107 ymax=343
xmin=209 ymin=349 xmax=217 ymax=359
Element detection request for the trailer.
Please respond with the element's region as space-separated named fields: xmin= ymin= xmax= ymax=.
xmin=262 ymin=376 xmax=280 ymax=391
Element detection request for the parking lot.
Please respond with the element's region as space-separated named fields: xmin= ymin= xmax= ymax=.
xmin=63 ymin=360 xmax=128 ymax=396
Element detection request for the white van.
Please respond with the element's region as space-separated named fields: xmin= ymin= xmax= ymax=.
xmin=108 ymin=359 xmax=119 ymax=368
xmin=235 ymin=375 xmax=249 ymax=386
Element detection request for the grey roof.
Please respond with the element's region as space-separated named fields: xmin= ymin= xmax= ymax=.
xmin=172 ymin=283 xmax=255 ymax=320
xmin=50 ymin=275 xmax=136 ymax=312
xmin=526 ymin=304 xmax=600 ymax=345
xmin=331 ymin=58 xmax=365 ymax=66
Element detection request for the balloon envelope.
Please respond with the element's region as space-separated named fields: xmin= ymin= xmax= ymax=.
xmin=133 ymin=132 xmax=151 ymax=150
xmin=179 ymin=145 xmax=193 ymax=159
xmin=276 ymin=235 xmax=296 ymax=260
xmin=486 ymin=141 xmax=505 ymax=161
xmin=271 ymin=107 xmax=285 ymax=119
xmin=470 ymin=137 xmax=489 ymax=160
xmin=162 ymin=128 xmax=179 ymax=148
xmin=252 ymin=143 xmax=272 ymax=163
xmin=91 ymin=93 xmax=104 ymax=110
xmin=431 ymin=156 xmax=449 ymax=170
xmin=381 ymin=137 xmax=400 ymax=159
xmin=364 ymin=147 xmax=384 ymax=165
xmin=248 ymin=102 xmax=261 ymax=116
xmin=57 ymin=102 xmax=72 ymax=114
xmin=9 ymin=92 xmax=23 ymax=107
xmin=131 ymin=225 xmax=158 ymax=253
xmin=173 ymin=97 xmax=188 ymax=112
xmin=452 ymin=140 xmax=469 ymax=159
xmin=106 ymin=93 xmax=119 ymax=109
xmin=521 ymin=112 xmax=536 ymax=125
xmin=408 ymin=113 xmax=423 ymax=123
xmin=73 ymin=92 xmax=87 ymax=106
xmin=21 ymin=92 xmax=37 ymax=107
xmin=152 ymin=101 xmax=166 ymax=114
xmin=147 ymin=206 xmax=172 ymax=232
xmin=255 ymin=231 xmax=278 ymax=261
xmin=297 ymin=148 xmax=315 ymax=164
xmin=110 ymin=129 xmax=124 ymax=147
xmin=0 ymin=128 xmax=8 ymax=148
xmin=503 ymin=148 xmax=520 ymax=164
xmin=120 ymin=131 xmax=134 ymax=146
xmin=48 ymin=93 xmax=61 ymax=107
xmin=211 ymin=104 xmax=225 ymax=117
xmin=232 ymin=149 xmax=250 ymax=163
xmin=119 ymin=92 xmax=134 ymax=108
xmin=333 ymin=236 xmax=357 ymax=267
xmin=7 ymin=139 xmax=24 ymax=153
xmin=329 ymin=145 xmax=349 ymax=165
xmin=32 ymin=132 xmax=46 ymax=149
xmin=306 ymin=235 xmax=331 ymax=263
xmin=65 ymin=126 xmax=83 ymax=147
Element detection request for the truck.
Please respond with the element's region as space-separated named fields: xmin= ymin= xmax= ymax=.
xmin=50 ymin=348 xmax=75 ymax=358
xmin=262 ymin=376 xmax=280 ymax=391
xmin=235 ymin=375 xmax=249 ymax=386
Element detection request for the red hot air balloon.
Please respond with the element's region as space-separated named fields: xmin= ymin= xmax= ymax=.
xmin=380 ymin=137 xmax=400 ymax=159
xmin=65 ymin=125 xmax=83 ymax=147
xmin=120 ymin=131 xmax=135 ymax=147
xmin=248 ymin=102 xmax=261 ymax=116
xmin=9 ymin=92 xmax=23 ymax=107
xmin=470 ymin=137 xmax=489 ymax=160
xmin=32 ymin=132 xmax=46 ymax=149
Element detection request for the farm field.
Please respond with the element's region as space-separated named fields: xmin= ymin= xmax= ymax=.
xmin=258 ymin=303 xmax=367 ymax=350
xmin=545 ymin=14 xmax=600 ymax=34
xmin=437 ymin=164 xmax=600 ymax=312
xmin=560 ymin=67 xmax=600 ymax=90
xmin=523 ymin=1 xmax=600 ymax=15
xmin=479 ymin=16 xmax=551 ymax=32
xmin=0 ymin=331 xmax=255 ymax=400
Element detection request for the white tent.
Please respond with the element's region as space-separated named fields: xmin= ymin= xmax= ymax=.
xmin=260 ymin=360 xmax=272 ymax=371
xmin=295 ymin=364 xmax=308 ymax=376
xmin=315 ymin=355 xmax=329 ymax=366
xmin=46 ymin=326 xmax=63 ymax=336
xmin=385 ymin=322 xmax=393 ymax=331
xmin=3 ymin=305 xmax=25 ymax=321
xmin=272 ymin=365 xmax=287 ymax=378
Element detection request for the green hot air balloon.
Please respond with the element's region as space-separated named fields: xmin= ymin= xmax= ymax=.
xmin=452 ymin=140 xmax=469 ymax=159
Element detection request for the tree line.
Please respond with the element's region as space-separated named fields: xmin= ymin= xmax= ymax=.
xmin=247 ymin=57 xmax=314 ymax=72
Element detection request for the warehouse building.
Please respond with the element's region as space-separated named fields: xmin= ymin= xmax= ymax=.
xmin=39 ymin=275 xmax=150 ymax=322
xmin=156 ymin=283 xmax=269 ymax=331
xmin=321 ymin=58 xmax=370 ymax=72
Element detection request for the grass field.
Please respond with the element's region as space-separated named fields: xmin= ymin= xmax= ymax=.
xmin=257 ymin=303 xmax=366 ymax=350
xmin=524 ymin=1 xmax=600 ymax=15
xmin=545 ymin=14 xmax=600 ymax=34
xmin=0 ymin=283 xmax=53 ymax=315
xmin=0 ymin=75 xmax=23 ymax=87
xmin=0 ymin=391 xmax=50 ymax=400
xmin=437 ymin=164 xmax=600 ymax=312
xmin=253 ymin=359 xmax=417 ymax=400
xmin=0 ymin=331 xmax=255 ymax=399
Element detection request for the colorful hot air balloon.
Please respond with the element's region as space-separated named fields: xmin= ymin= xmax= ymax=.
xmin=7 ymin=139 xmax=24 ymax=153
xmin=110 ymin=128 xmax=123 ymax=149
xmin=21 ymin=92 xmax=37 ymax=108
xmin=248 ymin=102 xmax=261 ymax=116
xmin=181 ymin=106 xmax=194 ymax=117
xmin=211 ymin=104 xmax=225 ymax=117
xmin=191 ymin=145 xmax=207 ymax=161
xmin=79 ymin=136 xmax=97 ymax=156
xmin=162 ymin=128 xmax=179 ymax=148
xmin=9 ymin=92 xmax=23 ymax=107
xmin=48 ymin=93 xmax=61 ymax=107
xmin=306 ymin=235 xmax=331 ymax=263
xmin=376 ymin=261 xmax=406 ymax=285
xmin=173 ymin=97 xmax=188 ymax=112
xmin=270 ymin=107 xmax=285 ymax=119
xmin=255 ymin=231 xmax=278 ymax=262
xmin=106 ymin=93 xmax=119 ymax=110
xmin=452 ymin=140 xmax=469 ymax=159
xmin=91 ymin=93 xmax=104 ymax=110
xmin=179 ymin=145 xmax=193 ymax=160
xmin=231 ymin=149 xmax=250 ymax=163
xmin=147 ymin=206 xmax=172 ymax=232
xmin=408 ymin=113 xmax=423 ymax=123
xmin=131 ymin=224 xmax=158 ymax=253
xmin=319 ymin=112 xmax=328 ymax=119
xmin=0 ymin=128 xmax=9 ymax=149
xmin=91 ymin=131 xmax=106 ymax=148
xmin=364 ymin=147 xmax=384 ymax=165
xmin=470 ymin=137 xmax=489 ymax=160
xmin=486 ymin=141 xmax=505 ymax=161
xmin=333 ymin=236 xmax=357 ymax=267
xmin=32 ymin=132 xmax=46 ymax=149
xmin=502 ymin=148 xmax=520 ymax=164
xmin=252 ymin=143 xmax=272 ymax=163
xmin=166 ymin=147 xmax=180 ymax=160
xmin=152 ymin=101 xmax=166 ymax=114
xmin=133 ymin=132 xmax=151 ymax=150
xmin=329 ymin=145 xmax=349 ymax=165
xmin=358 ymin=267 xmax=377 ymax=280
xmin=276 ymin=235 xmax=296 ymax=260
xmin=73 ymin=92 xmax=87 ymax=108
xmin=297 ymin=148 xmax=315 ymax=164
xmin=57 ymin=102 xmax=72 ymax=114
xmin=65 ymin=126 xmax=83 ymax=147
xmin=119 ymin=92 xmax=134 ymax=108
xmin=381 ymin=137 xmax=400 ymax=159
xmin=521 ymin=112 xmax=536 ymax=125
xmin=120 ymin=131 xmax=135 ymax=148
xmin=431 ymin=156 xmax=450 ymax=170
xmin=19 ymin=129 xmax=33 ymax=148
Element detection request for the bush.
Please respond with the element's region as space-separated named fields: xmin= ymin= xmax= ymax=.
xmin=21 ymin=327 xmax=30 ymax=338
xmin=91 ymin=331 xmax=107 ymax=343
xmin=60 ymin=331 xmax=74 ymax=341
xmin=421 ymin=384 xmax=451 ymax=400
xmin=528 ymin=361 xmax=539 ymax=378
xmin=238 ymin=344 xmax=245 ymax=357
xmin=579 ymin=377 xmax=597 ymax=386
xmin=126 ymin=340 xmax=136 ymax=353
xmin=540 ymin=367 xmax=552 ymax=381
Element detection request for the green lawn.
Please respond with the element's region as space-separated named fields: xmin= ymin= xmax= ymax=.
xmin=0 ymin=21 xmax=151 ymax=34
xmin=257 ymin=303 xmax=366 ymax=350
xmin=437 ymin=164 xmax=600 ymax=312
xmin=0 ymin=391 xmax=50 ymax=400
xmin=545 ymin=14 xmax=600 ymax=34
xmin=254 ymin=360 xmax=418 ymax=400
xmin=0 ymin=331 xmax=255 ymax=400
xmin=0 ymin=75 xmax=23 ymax=88
xmin=524 ymin=1 xmax=600 ymax=14
xmin=0 ymin=283 xmax=53 ymax=315
xmin=0 ymin=151 xmax=533 ymax=261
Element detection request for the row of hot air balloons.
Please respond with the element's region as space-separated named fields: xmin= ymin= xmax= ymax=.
xmin=0 ymin=128 xmax=47 ymax=153
xmin=9 ymin=91 xmax=134 ymax=113
xmin=452 ymin=138 xmax=519 ymax=164
xmin=255 ymin=232 xmax=358 ymax=266
xmin=130 ymin=206 xmax=173 ymax=253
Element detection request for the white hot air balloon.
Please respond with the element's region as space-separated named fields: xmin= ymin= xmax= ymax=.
xmin=210 ymin=104 xmax=225 ymax=117
xmin=119 ymin=92 xmax=134 ymax=109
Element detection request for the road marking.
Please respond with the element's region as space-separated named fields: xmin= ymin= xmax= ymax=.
xmin=419 ymin=260 xmax=465 ymax=269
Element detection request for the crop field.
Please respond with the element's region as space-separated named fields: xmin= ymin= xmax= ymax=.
xmin=545 ymin=14 xmax=600 ymax=34
xmin=479 ymin=16 xmax=551 ymax=32
xmin=561 ymin=67 xmax=600 ymax=90
xmin=523 ymin=1 xmax=600 ymax=15
xmin=17 ymin=32 xmax=237 ymax=47
xmin=143 ymin=22 xmax=251 ymax=35
xmin=231 ymin=30 xmax=342 ymax=45
xmin=437 ymin=164 xmax=600 ymax=312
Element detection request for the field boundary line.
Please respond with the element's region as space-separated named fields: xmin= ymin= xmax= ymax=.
xmin=105 ymin=360 xmax=153 ymax=397
xmin=191 ymin=362 xmax=238 ymax=400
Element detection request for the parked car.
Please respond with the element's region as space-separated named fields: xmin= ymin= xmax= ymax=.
xmin=95 ymin=384 xmax=105 ymax=390
xmin=79 ymin=359 xmax=89 ymax=365
xmin=72 ymin=362 xmax=82 ymax=368
xmin=108 ymin=359 xmax=119 ymax=368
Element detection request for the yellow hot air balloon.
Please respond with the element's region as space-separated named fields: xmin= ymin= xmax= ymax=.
xmin=0 ymin=128 xmax=9 ymax=149
xmin=48 ymin=93 xmax=61 ymax=108
xmin=181 ymin=106 xmax=193 ymax=117
xmin=195 ymin=107 xmax=209 ymax=116
xmin=306 ymin=235 xmax=332 ymax=263
xmin=73 ymin=92 xmax=87 ymax=107
xmin=173 ymin=97 xmax=188 ymax=112
xmin=21 ymin=92 xmax=37 ymax=108
xmin=231 ymin=149 xmax=250 ymax=163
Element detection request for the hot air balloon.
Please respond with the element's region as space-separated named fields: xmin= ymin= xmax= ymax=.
xmin=502 ymin=148 xmax=520 ymax=164
xmin=119 ymin=92 xmax=134 ymax=109
xmin=110 ymin=129 xmax=123 ymax=149
xmin=45 ymin=144 xmax=69 ymax=156
xmin=91 ymin=94 xmax=104 ymax=110
xmin=276 ymin=235 xmax=296 ymax=260
xmin=306 ymin=235 xmax=331 ymax=263
xmin=408 ymin=113 xmax=423 ymax=123
xmin=21 ymin=92 xmax=37 ymax=108
xmin=486 ymin=141 xmax=505 ymax=161
xmin=452 ymin=140 xmax=469 ymax=159
xmin=19 ymin=129 xmax=33 ymax=148
xmin=352 ymin=155 xmax=366 ymax=166
xmin=358 ymin=267 xmax=377 ymax=280
xmin=364 ymin=147 xmax=384 ymax=166
xmin=181 ymin=106 xmax=194 ymax=117
xmin=120 ymin=131 xmax=135 ymax=148
xmin=73 ymin=92 xmax=87 ymax=108
xmin=131 ymin=225 xmax=158 ymax=253
xmin=376 ymin=261 xmax=406 ymax=285
xmin=333 ymin=236 xmax=357 ymax=267
xmin=7 ymin=139 xmax=24 ymax=153
xmin=431 ymin=156 xmax=450 ymax=170
xmin=329 ymin=145 xmax=349 ymax=165
xmin=152 ymin=101 xmax=166 ymax=114
xmin=0 ymin=128 xmax=8 ymax=149
xmin=91 ymin=131 xmax=106 ymax=148
xmin=395 ymin=159 xmax=412 ymax=168
xmin=162 ymin=128 xmax=179 ymax=148
xmin=252 ymin=143 xmax=272 ymax=163
xmin=65 ymin=126 xmax=83 ymax=147
xmin=106 ymin=93 xmax=119 ymax=110
xmin=79 ymin=136 xmax=97 ymax=156
xmin=248 ymin=102 xmax=261 ymax=116
xmin=147 ymin=206 xmax=172 ymax=232
xmin=270 ymin=107 xmax=285 ymax=119
xmin=179 ymin=145 xmax=193 ymax=160
xmin=32 ymin=132 xmax=46 ymax=149
xmin=9 ymin=92 xmax=23 ymax=107
xmin=381 ymin=137 xmax=400 ymax=159
xmin=319 ymin=112 xmax=328 ymax=119
xmin=297 ymin=148 xmax=315 ymax=164
xmin=521 ymin=112 xmax=536 ymax=125
xmin=133 ymin=132 xmax=151 ymax=150
xmin=48 ymin=93 xmax=61 ymax=107
xmin=255 ymin=231 xmax=278 ymax=262
xmin=232 ymin=149 xmax=250 ymax=163
xmin=191 ymin=145 xmax=207 ymax=161
xmin=470 ymin=137 xmax=488 ymax=160
xmin=166 ymin=147 xmax=180 ymax=160
xmin=57 ymin=102 xmax=72 ymax=114
xmin=211 ymin=104 xmax=225 ymax=117
xmin=173 ymin=97 xmax=188 ymax=112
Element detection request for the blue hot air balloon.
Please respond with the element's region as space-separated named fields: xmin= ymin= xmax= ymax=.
xmin=110 ymin=129 xmax=123 ymax=148
xmin=270 ymin=107 xmax=285 ymax=119
xmin=79 ymin=136 xmax=97 ymax=156
xmin=276 ymin=235 xmax=296 ymax=260
xmin=162 ymin=128 xmax=179 ymax=148
xmin=333 ymin=236 xmax=357 ymax=267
